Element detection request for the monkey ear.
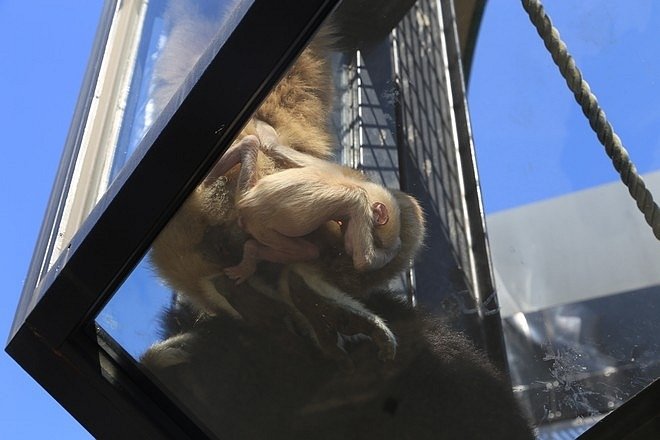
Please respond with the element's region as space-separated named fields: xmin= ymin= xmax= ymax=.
xmin=372 ymin=202 xmax=389 ymax=226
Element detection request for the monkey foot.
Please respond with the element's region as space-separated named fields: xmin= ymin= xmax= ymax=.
xmin=224 ymin=264 xmax=255 ymax=285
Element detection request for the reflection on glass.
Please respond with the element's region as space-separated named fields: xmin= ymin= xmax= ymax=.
xmin=108 ymin=0 xmax=254 ymax=180
xmin=48 ymin=0 xmax=252 ymax=271
xmin=490 ymin=184 xmax=660 ymax=437
xmin=469 ymin=0 xmax=660 ymax=437
xmin=97 ymin=1 xmax=538 ymax=438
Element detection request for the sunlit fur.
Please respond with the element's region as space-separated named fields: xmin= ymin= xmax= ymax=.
xmin=149 ymin=18 xmax=426 ymax=354
xmin=142 ymin=3 xmax=532 ymax=438
xmin=237 ymin=26 xmax=337 ymax=159
xmin=150 ymin=22 xmax=339 ymax=313
xmin=221 ymin=152 xmax=404 ymax=283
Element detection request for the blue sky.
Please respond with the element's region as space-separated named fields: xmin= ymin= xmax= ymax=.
xmin=469 ymin=0 xmax=660 ymax=213
xmin=0 ymin=1 xmax=102 ymax=438
xmin=1 ymin=0 xmax=659 ymax=438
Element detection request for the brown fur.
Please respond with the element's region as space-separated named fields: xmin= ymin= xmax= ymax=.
xmin=241 ymin=33 xmax=336 ymax=159
xmin=211 ymin=129 xmax=405 ymax=284
xmin=149 ymin=30 xmax=338 ymax=314
xmin=142 ymin=4 xmax=532 ymax=438
xmin=150 ymin=24 xmax=426 ymax=343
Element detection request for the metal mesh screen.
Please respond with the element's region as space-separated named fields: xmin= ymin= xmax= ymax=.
xmin=333 ymin=0 xmax=506 ymax=367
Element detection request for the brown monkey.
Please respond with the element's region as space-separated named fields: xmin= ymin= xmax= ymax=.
xmin=141 ymin=2 xmax=533 ymax=438
xmin=149 ymin=17 xmax=425 ymax=360
xmin=149 ymin=22 xmax=339 ymax=316
xmin=211 ymin=121 xmax=402 ymax=284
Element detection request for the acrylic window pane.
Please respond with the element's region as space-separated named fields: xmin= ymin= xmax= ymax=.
xmin=47 ymin=0 xmax=252 ymax=272
xmin=95 ymin=1 xmax=537 ymax=438
xmin=469 ymin=1 xmax=660 ymax=438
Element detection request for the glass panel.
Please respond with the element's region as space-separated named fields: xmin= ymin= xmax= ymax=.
xmin=469 ymin=0 xmax=660 ymax=437
xmin=97 ymin=0 xmax=536 ymax=438
xmin=107 ymin=0 xmax=254 ymax=180
xmin=48 ymin=0 xmax=253 ymax=271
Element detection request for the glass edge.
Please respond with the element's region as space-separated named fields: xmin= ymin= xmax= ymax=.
xmin=10 ymin=0 xmax=341 ymax=347
xmin=7 ymin=0 xmax=120 ymax=346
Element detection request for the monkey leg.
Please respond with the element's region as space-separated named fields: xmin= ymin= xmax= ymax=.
xmin=225 ymin=234 xmax=320 ymax=284
xmin=289 ymin=266 xmax=398 ymax=362
xmin=249 ymin=226 xmax=321 ymax=265
xmin=206 ymin=134 xmax=261 ymax=192
xmin=323 ymin=301 xmax=397 ymax=362
xmin=291 ymin=283 xmax=397 ymax=363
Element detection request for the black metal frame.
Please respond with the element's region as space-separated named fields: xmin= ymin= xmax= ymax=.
xmin=6 ymin=1 xmax=339 ymax=437
xmin=578 ymin=377 xmax=659 ymax=440
xmin=8 ymin=0 xmax=657 ymax=437
xmin=437 ymin=0 xmax=507 ymax=370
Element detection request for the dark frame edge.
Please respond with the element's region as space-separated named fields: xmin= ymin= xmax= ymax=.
xmin=7 ymin=0 xmax=119 ymax=344
xmin=578 ymin=378 xmax=660 ymax=439
xmin=17 ymin=0 xmax=341 ymax=348
xmin=441 ymin=0 xmax=509 ymax=372
xmin=6 ymin=1 xmax=341 ymax=437
xmin=459 ymin=0 xmax=486 ymax=84
xmin=6 ymin=324 xmax=194 ymax=439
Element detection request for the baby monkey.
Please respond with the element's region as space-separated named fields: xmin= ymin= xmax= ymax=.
xmin=213 ymin=120 xmax=402 ymax=284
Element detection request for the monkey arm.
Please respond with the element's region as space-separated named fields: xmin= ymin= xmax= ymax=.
xmin=206 ymin=134 xmax=261 ymax=192
xmin=344 ymin=196 xmax=380 ymax=271
xmin=206 ymin=120 xmax=328 ymax=192
xmin=254 ymin=119 xmax=333 ymax=168
xmin=259 ymin=143 xmax=329 ymax=169
xmin=253 ymin=118 xmax=280 ymax=148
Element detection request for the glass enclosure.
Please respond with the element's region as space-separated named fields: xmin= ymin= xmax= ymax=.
xmin=95 ymin=0 xmax=532 ymax=438
xmin=12 ymin=0 xmax=659 ymax=438
xmin=44 ymin=0 xmax=252 ymax=275
xmin=469 ymin=1 xmax=660 ymax=438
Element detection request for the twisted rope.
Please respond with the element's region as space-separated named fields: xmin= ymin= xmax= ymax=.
xmin=522 ymin=0 xmax=660 ymax=240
